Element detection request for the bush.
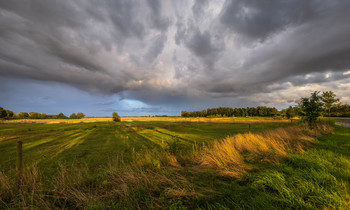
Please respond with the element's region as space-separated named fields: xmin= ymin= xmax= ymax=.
xmin=112 ymin=112 xmax=121 ymax=122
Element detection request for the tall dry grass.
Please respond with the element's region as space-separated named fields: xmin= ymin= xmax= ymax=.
xmin=0 ymin=156 xmax=194 ymax=209
xmin=197 ymin=123 xmax=334 ymax=177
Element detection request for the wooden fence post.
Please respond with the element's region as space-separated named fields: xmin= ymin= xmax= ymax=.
xmin=17 ymin=141 xmax=23 ymax=186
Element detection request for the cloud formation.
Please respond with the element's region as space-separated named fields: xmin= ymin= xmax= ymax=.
xmin=1 ymin=0 xmax=350 ymax=113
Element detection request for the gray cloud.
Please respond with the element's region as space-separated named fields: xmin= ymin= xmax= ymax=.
xmin=1 ymin=0 xmax=350 ymax=113
xmin=93 ymin=101 xmax=116 ymax=106
xmin=220 ymin=0 xmax=341 ymax=41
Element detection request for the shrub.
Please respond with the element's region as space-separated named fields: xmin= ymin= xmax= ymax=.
xmin=112 ymin=112 xmax=121 ymax=122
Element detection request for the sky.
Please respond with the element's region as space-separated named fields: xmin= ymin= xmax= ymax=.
xmin=1 ymin=0 xmax=350 ymax=116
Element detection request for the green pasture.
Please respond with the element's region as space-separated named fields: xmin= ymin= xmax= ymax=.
xmin=0 ymin=120 xmax=288 ymax=176
xmin=1 ymin=118 xmax=350 ymax=209
xmin=194 ymin=124 xmax=350 ymax=209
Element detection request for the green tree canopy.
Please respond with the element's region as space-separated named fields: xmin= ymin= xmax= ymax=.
xmin=285 ymin=106 xmax=296 ymax=119
xmin=299 ymin=91 xmax=324 ymax=129
xmin=6 ymin=110 xmax=15 ymax=119
xmin=69 ymin=113 xmax=77 ymax=119
xmin=18 ymin=112 xmax=29 ymax=119
xmin=322 ymin=91 xmax=340 ymax=116
xmin=0 ymin=107 xmax=7 ymax=119
xmin=30 ymin=112 xmax=41 ymax=119
xmin=76 ymin=112 xmax=85 ymax=119
xmin=57 ymin=113 xmax=68 ymax=119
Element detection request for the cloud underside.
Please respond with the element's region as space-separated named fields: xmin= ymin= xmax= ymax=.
xmin=1 ymin=0 xmax=350 ymax=106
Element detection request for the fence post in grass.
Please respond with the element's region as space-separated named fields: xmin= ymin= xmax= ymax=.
xmin=17 ymin=141 xmax=23 ymax=186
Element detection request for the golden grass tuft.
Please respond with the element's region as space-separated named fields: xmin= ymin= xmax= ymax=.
xmin=197 ymin=123 xmax=334 ymax=177
xmin=200 ymin=138 xmax=245 ymax=169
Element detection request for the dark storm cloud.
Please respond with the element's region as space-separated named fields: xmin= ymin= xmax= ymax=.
xmin=1 ymin=0 xmax=350 ymax=111
xmin=186 ymin=30 xmax=220 ymax=57
xmin=0 ymin=0 xmax=170 ymax=94
xmin=220 ymin=0 xmax=336 ymax=41
xmin=194 ymin=0 xmax=350 ymax=97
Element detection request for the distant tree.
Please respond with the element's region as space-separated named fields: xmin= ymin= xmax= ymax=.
xmin=69 ymin=113 xmax=77 ymax=119
xmin=76 ymin=112 xmax=85 ymax=119
xmin=0 ymin=107 xmax=7 ymax=119
xmin=285 ymin=106 xmax=296 ymax=119
xmin=233 ymin=108 xmax=240 ymax=117
xmin=299 ymin=91 xmax=324 ymax=129
xmin=30 ymin=112 xmax=41 ymax=119
xmin=207 ymin=108 xmax=218 ymax=116
xmin=57 ymin=113 xmax=68 ymax=119
xmin=241 ymin=108 xmax=247 ymax=117
xmin=18 ymin=112 xmax=29 ymax=119
xmin=329 ymin=103 xmax=350 ymax=117
xmin=321 ymin=91 xmax=339 ymax=116
xmin=268 ymin=107 xmax=278 ymax=116
xmin=40 ymin=113 xmax=47 ymax=119
xmin=201 ymin=109 xmax=207 ymax=117
xmin=6 ymin=110 xmax=15 ymax=119
xmin=112 ymin=112 xmax=121 ymax=122
xmin=181 ymin=111 xmax=190 ymax=117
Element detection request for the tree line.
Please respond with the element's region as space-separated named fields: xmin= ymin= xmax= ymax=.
xmin=181 ymin=91 xmax=349 ymax=119
xmin=0 ymin=108 xmax=85 ymax=120
xmin=182 ymin=106 xmax=279 ymax=118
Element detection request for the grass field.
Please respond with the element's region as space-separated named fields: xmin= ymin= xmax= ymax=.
xmin=0 ymin=117 xmax=289 ymax=176
xmin=1 ymin=117 xmax=349 ymax=209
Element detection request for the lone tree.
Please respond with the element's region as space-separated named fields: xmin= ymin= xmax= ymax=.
xmin=299 ymin=91 xmax=324 ymax=129
xmin=112 ymin=112 xmax=121 ymax=122
xmin=321 ymin=91 xmax=339 ymax=116
xmin=285 ymin=106 xmax=296 ymax=119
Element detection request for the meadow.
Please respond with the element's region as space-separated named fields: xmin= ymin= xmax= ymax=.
xmin=0 ymin=117 xmax=289 ymax=175
xmin=0 ymin=117 xmax=349 ymax=209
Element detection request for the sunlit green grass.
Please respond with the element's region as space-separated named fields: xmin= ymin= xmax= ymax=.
xmin=1 ymin=120 xmax=349 ymax=209
xmin=0 ymin=120 xmax=288 ymax=176
xmin=193 ymin=124 xmax=350 ymax=209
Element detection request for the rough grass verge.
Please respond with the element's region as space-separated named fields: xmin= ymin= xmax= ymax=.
xmin=196 ymin=122 xmax=334 ymax=177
